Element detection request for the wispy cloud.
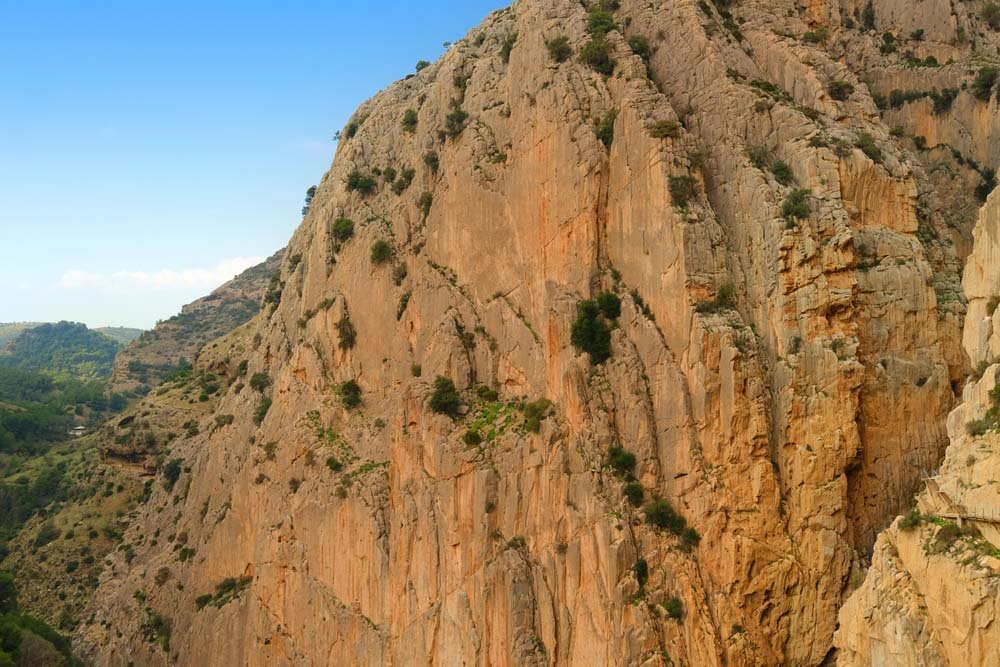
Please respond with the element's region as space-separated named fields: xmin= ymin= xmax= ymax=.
xmin=57 ymin=257 xmax=263 ymax=294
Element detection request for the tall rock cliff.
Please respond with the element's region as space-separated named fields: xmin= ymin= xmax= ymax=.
xmin=73 ymin=0 xmax=999 ymax=664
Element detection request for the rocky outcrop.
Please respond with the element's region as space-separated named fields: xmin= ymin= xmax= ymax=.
xmin=73 ymin=0 xmax=989 ymax=665
xmin=108 ymin=251 xmax=283 ymax=396
xmin=836 ymin=187 xmax=1000 ymax=666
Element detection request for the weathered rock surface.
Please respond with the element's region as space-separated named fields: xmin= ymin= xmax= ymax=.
xmin=73 ymin=0 xmax=1000 ymax=665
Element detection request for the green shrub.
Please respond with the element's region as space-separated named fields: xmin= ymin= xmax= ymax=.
xmin=411 ymin=364 xmax=422 ymax=378
xmin=415 ymin=60 xmax=431 ymax=72
xmin=594 ymin=109 xmax=618 ymax=148
xmin=781 ymin=188 xmax=811 ymax=222
xmin=803 ymin=27 xmax=828 ymax=43
xmin=623 ymin=481 xmax=644 ymax=507
xmin=827 ymin=80 xmax=855 ymax=101
xmin=33 ymin=521 xmax=60 ymax=548
xmin=345 ymin=170 xmax=376 ymax=195
xmin=444 ymin=100 xmax=468 ymax=137
xmin=523 ymin=398 xmax=552 ymax=433
xmin=418 ymin=191 xmax=434 ymax=218
xmin=747 ymin=145 xmax=770 ymax=168
xmin=326 ymin=456 xmax=343 ymax=472
xmin=607 ymin=446 xmax=636 ymax=476
xmin=680 ymin=527 xmax=701 ymax=551
xmin=966 ymin=419 xmax=989 ymax=436
xmin=668 ymin=175 xmax=698 ymax=209
xmin=402 ymin=109 xmax=418 ymax=133
xmin=253 ymin=397 xmax=272 ymax=425
xmin=430 ymin=376 xmax=462 ymax=417
xmin=596 ymin=291 xmax=621 ymax=319
xmin=371 ymin=240 xmax=394 ymax=265
xmin=500 ymin=32 xmax=518 ymax=63
xmin=587 ymin=8 xmax=617 ymax=37
xmin=580 ymin=39 xmax=616 ymax=75
xmin=476 ymin=385 xmax=499 ymax=401
xmin=570 ymin=299 xmax=612 ymax=364
xmin=423 ymin=151 xmax=439 ymax=173
xmin=249 ymin=372 xmax=270 ymax=392
xmin=633 ymin=558 xmax=649 ymax=587
xmin=162 ymin=459 xmax=182 ymax=492
xmin=628 ymin=35 xmax=650 ymax=60
xmin=392 ymin=168 xmax=415 ymax=194
xmin=855 ymin=133 xmax=882 ymax=163
xmin=336 ymin=316 xmax=356 ymax=350
xmin=899 ymin=509 xmax=922 ymax=530
xmin=973 ymin=67 xmax=999 ymax=101
xmin=340 ymin=380 xmax=362 ymax=409
xmin=330 ymin=218 xmax=354 ymax=243
xmin=644 ymin=498 xmax=686 ymax=534
xmin=931 ymin=88 xmax=958 ymax=113
xmin=463 ymin=430 xmax=482 ymax=446
xmin=771 ymin=161 xmax=794 ymax=185
xmin=547 ymin=36 xmax=572 ymax=62
xmin=663 ymin=596 xmax=684 ymax=621
xmin=648 ymin=120 xmax=680 ymax=139
xmin=984 ymin=3 xmax=1000 ymax=30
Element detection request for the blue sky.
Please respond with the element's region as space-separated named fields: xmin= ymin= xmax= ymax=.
xmin=0 ymin=0 xmax=507 ymax=329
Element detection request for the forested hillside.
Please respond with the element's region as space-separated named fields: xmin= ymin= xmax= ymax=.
xmin=0 ymin=322 xmax=121 ymax=381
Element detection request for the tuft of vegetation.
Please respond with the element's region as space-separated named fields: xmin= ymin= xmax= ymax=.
xmin=644 ymin=497 xmax=687 ymax=534
xmin=253 ymin=397 xmax=272 ymax=425
xmin=402 ymin=109 xmax=418 ymax=133
xmin=340 ymin=380 xmax=362 ymax=409
xmin=570 ymin=299 xmax=613 ymax=364
xmin=771 ymin=161 xmax=794 ymax=185
xmin=594 ymin=109 xmax=618 ymax=148
xmin=429 ymin=376 xmax=462 ymax=417
xmin=899 ymin=509 xmax=922 ymax=530
xmin=331 ymin=217 xmax=355 ymax=243
xmin=546 ymin=36 xmax=572 ymax=63
xmin=162 ymin=458 xmax=183 ymax=492
xmin=973 ymin=67 xmax=999 ymax=101
xmin=855 ymin=133 xmax=882 ymax=163
xmin=523 ymin=398 xmax=552 ymax=433
xmin=345 ymin=170 xmax=376 ymax=195
xmin=444 ymin=100 xmax=469 ymax=138
xmin=370 ymin=240 xmax=394 ymax=265
xmin=627 ymin=35 xmax=650 ymax=61
xmin=418 ymin=191 xmax=434 ymax=218
xmin=500 ymin=32 xmax=518 ymax=64
xmin=633 ymin=558 xmax=649 ymax=587
xmin=984 ymin=3 xmax=1000 ymax=30
xmin=668 ymin=175 xmax=698 ymax=209
xmin=249 ymin=372 xmax=271 ymax=392
xmin=623 ymin=481 xmax=644 ymax=507
xmin=580 ymin=39 xmax=616 ymax=75
xmin=587 ymin=8 xmax=617 ymax=37
xmin=606 ymin=446 xmax=636 ymax=476
xmin=648 ymin=120 xmax=680 ymax=139
xmin=423 ymin=151 xmax=440 ymax=173
xmin=336 ymin=316 xmax=356 ymax=350
xmin=663 ymin=596 xmax=684 ymax=621
xmin=827 ymin=80 xmax=855 ymax=101
xmin=780 ymin=188 xmax=811 ymax=223
xmin=596 ymin=291 xmax=621 ymax=319
xmin=415 ymin=60 xmax=431 ymax=72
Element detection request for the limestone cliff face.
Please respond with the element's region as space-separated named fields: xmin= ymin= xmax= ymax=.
xmin=74 ymin=0 xmax=988 ymax=665
xmin=835 ymin=189 xmax=1000 ymax=667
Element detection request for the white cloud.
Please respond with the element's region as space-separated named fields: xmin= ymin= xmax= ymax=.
xmin=57 ymin=256 xmax=264 ymax=295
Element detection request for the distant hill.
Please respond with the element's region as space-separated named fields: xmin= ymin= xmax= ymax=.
xmin=0 ymin=321 xmax=121 ymax=380
xmin=109 ymin=250 xmax=284 ymax=395
xmin=0 ymin=323 xmax=42 ymax=349
xmin=94 ymin=326 xmax=144 ymax=346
